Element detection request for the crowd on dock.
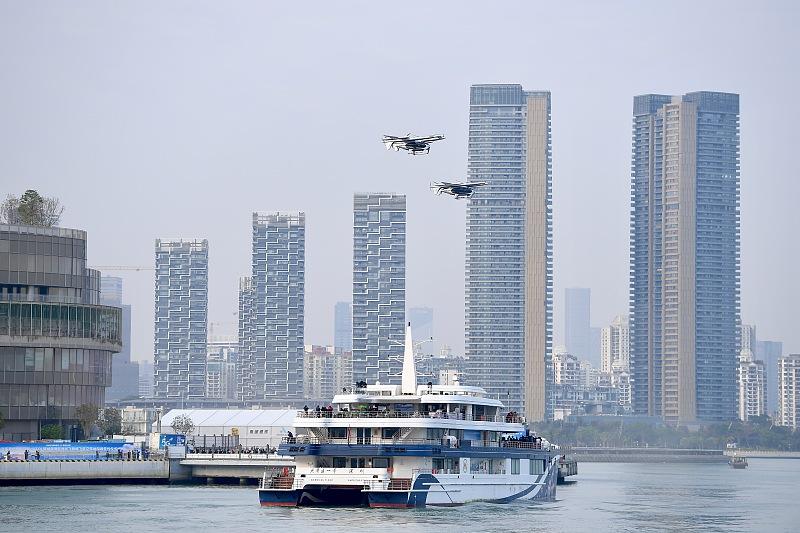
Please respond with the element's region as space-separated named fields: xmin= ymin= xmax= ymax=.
xmin=2 ymin=448 xmax=157 ymax=462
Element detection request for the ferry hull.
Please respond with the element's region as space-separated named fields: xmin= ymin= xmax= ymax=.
xmin=367 ymin=466 xmax=558 ymax=508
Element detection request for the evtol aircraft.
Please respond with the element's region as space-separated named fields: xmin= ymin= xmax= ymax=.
xmin=382 ymin=133 xmax=445 ymax=155
xmin=430 ymin=180 xmax=487 ymax=199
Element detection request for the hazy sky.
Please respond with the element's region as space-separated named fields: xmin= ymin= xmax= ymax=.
xmin=1 ymin=1 xmax=798 ymax=360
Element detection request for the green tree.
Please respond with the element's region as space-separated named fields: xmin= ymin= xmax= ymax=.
xmin=75 ymin=404 xmax=100 ymax=439
xmin=40 ymin=424 xmax=63 ymax=439
xmin=99 ymin=407 xmax=122 ymax=436
xmin=0 ymin=189 xmax=63 ymax=226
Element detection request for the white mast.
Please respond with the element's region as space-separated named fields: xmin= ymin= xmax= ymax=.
xmin=401 ymin=322 xmax=417 ymax=394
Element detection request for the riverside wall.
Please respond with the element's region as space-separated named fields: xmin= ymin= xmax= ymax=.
xmin=0 ymin=459 xmax=170 ymax=484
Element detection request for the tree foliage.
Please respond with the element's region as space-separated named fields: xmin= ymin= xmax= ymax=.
xmin=99 ymin=407 xmax=122 ymax=436
xmin=75 ymin=403 xmax=100 ymax=439
xmin=534 ymin=418 xmax=800 ymax=451
xmin=40 ymin=424 xmax=63 ymax=440
xmin=170 ymin=414 xmax=195 ymax=436
xmin=0 ymin=189 xmax=63 ymax=226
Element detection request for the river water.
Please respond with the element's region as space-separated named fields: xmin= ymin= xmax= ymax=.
xmin=1 ymin=460 xmax=798 ymax=532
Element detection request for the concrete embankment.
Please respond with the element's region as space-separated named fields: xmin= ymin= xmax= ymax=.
xmin=564 ymin=447 xmax=728 ymax=463
xmin=0 ymin=459 xmax=171 ymax=485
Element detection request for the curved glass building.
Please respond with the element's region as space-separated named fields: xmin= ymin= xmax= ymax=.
xmin=0 ymin=224 xmax=122 ymax=440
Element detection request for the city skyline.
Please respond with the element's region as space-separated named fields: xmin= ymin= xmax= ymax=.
xmin=1 ymin=2 xmax=797 ymax=364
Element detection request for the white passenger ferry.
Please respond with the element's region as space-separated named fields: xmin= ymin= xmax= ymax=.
xmin=258 ymin=324 xmax=559 ymax=508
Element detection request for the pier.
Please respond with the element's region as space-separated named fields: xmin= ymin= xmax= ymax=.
xmin=563 ymin=447 xmax=728 ymax=463
xmin=0 ymin=453 xmax=294 ymax=486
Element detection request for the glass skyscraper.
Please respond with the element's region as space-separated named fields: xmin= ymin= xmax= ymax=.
xmin=629 ymin=92 xmax=740 ymax=424
xmin=334 ymin=301 xmax=352 ymax=353
xmin=101 ymin=275 xmax=138 ymax=401
xmin=153 ymin=239 xmax=208 ymax=399
xmin=464 ymin=84 xmax=553 ymax=421
xmin=352 ymin=194 xmax=406 ymax=386
xmin=238 ymin=213 xmax=305 ymax=400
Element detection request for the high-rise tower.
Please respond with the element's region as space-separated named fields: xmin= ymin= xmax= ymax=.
xmin=629 ymin=92 xmax=740 ymax=424
xmin=352 ymin=193 xmax=406 ymax=386
xmin=238 ymin=213 xmax=305 ymax=400
xmin=464 ymin=84 xmax=553 ymax=420
xmin=153 ymin=239 xmax=208 ymax=399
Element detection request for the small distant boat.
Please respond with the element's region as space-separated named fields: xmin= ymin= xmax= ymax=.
xmin=729 ymin=455 xmax=748 ymax=469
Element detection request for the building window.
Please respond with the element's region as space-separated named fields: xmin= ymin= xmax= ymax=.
xmin=530 ymin=459 xmax=544 ymax=475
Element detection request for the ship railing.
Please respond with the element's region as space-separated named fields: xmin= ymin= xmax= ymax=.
xmin=295 ymin=410 xmax=524 ymax=423
xmin=281 ymin=436 xmax=542 ymax=450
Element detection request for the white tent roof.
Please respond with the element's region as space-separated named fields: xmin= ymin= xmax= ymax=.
xmin=160 ymin=409 xmax=296 ymax=429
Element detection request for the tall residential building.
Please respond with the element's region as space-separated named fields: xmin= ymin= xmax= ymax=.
xmin=737 ymin=349 xmax=766 ymax=421
xmin=629 ymin=92 xmax=740 ymax=424
xmin=756 ymin=339 xmax=782 ymax=414
xmin=600 ymin=315 xmax=630 ymax=374
xmin=352 ymin=194 xmax=406 ymax=386
xmin=333 ymin=301 xmax=352 ymax=353
xmin=565 ymin=288 xmax=592 ymax=364
xmin=777 ymin=354 xmax=800 ymax=430
xmin=238 ymin=213 xmax=305 ymax=400
xmin=101 ymin=275 xmax=139 ymax=401
xmin=0 ymin=224 xmax=122 ymax=440
xmin=409 ymin=307 xmax=434 ymax=345
xmin=153 ymin=239 xmax=208 ymax=399
xmin=464 ymin=84 xmax=553 ymax=420
xmin=739 ymin=323 xmax=757 ymax=353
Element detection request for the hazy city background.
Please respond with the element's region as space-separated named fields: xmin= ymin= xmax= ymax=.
xmin=1 ymin=0 xmax=798 ymax=362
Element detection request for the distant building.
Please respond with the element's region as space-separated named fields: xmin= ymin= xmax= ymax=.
xmin=206 ymin=339 xmax=237 ymax=400
xmin=777 ymin=354 xmax=800 ymax=430
xmin=737 ymin=349 xmax=766 ymax=421
xmin=302 ymin=345 xmax=352 ymax=401
xmin=333 ymin=302 xmax=352 ymax=353
xmin=101 ymin=276 xmax=139 ymax=401
xmin=409 ymin=307 xmax=434 ymax=345
xmin=464 ymin=84 xmax=553 ymax=421
xmin=600 ymin=315 xmax=630 ymax=374
xmin=565 ymin=288 xmax=592 ymax=364
xmin=120 ymin=406 xmax=155 ymax=435
xmin=629 ymin=92 xmax=740 ymax=424
xmin=0 ymin=224 xmax=121 ymax=440
xmin=153 ymin=239 xmax=208 ymax=400
xmin=416 ymin=351 xmax=467 ymax=386
xmin=352 ymin=194 xmax=406 ymax=386
xmin=138 ymin=360 xmax=154 ymax=398
xmin=739 ymin=324 xmax=757 ymax=353
xmin=756 ymin=339 xmax=783 ymax=415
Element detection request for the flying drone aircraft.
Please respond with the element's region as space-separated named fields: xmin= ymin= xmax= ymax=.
xmin=382 ymin=133 xmax=445 ymax=155
xmin=430 ymin=180 xmax=487 ymax=199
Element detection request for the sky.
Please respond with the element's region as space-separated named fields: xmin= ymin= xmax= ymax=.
xmin=1 ymin=0 xmax=798 ymax=361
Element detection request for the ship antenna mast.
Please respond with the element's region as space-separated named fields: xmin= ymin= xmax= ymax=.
xmin=401 ymin=322 xmax=417 ymax=394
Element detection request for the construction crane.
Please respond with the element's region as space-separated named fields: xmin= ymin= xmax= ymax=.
xmin=89 ymin=266 xmax=154 ymax=271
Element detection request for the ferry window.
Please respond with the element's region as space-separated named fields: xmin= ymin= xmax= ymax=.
xmin=511 ymin=459 xmax=520 ymax=475
xmin=333 ymin=457 xmax=347 ymax=468
xmin=530 ymin=459 xmax=544 ymax=475
xmin=350 ymin=458 xmax=366 ymax=468
xmin=373 ymin=458 xmax=389 ymax=469
xmin=381 ymin=428 xmax=399 ymax=439
xmin=329 ymin=427 xmax=347 ymax=439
